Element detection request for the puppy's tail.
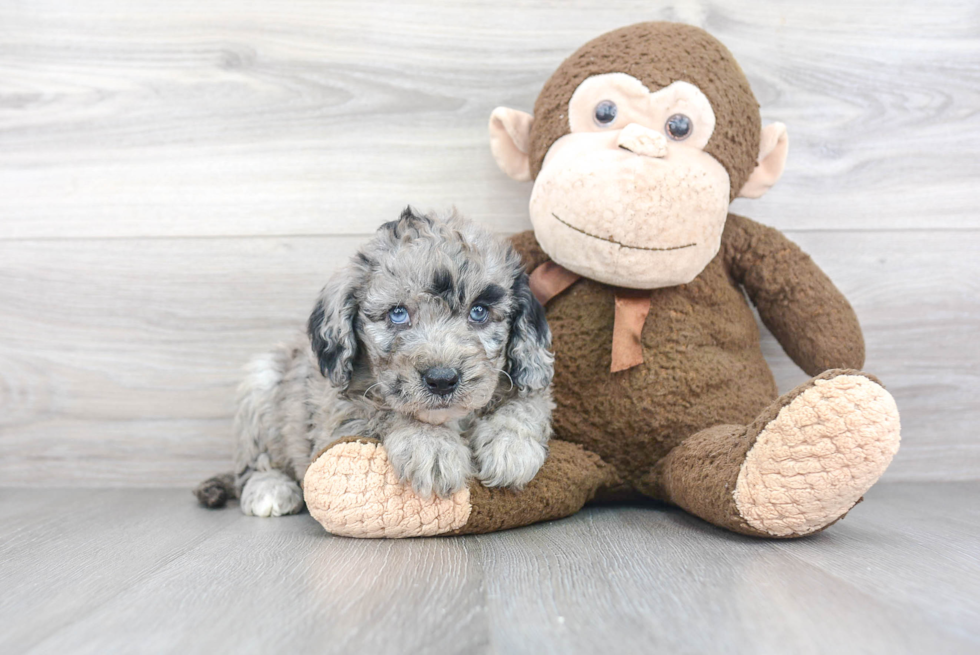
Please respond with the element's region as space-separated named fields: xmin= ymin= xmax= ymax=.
xmin=194 ymin=472 xmax=238 ymax=509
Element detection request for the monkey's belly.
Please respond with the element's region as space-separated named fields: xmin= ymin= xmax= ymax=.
xmin=546 ymin=268 xmax=778 ymax=489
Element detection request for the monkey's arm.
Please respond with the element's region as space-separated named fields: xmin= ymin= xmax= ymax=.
xmin=723 ymin=213 xmax=864 ymax=376
xmin=509 ymin=230 xmax=552 ymax=272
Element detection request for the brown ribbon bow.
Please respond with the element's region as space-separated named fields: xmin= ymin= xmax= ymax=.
xmin=529 ymin=262 xmax=652 ymax=373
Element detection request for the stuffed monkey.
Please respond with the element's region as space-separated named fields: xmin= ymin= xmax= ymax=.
xmin=303 ymin=22 xmax=900 ymax=538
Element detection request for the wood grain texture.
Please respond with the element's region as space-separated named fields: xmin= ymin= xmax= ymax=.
xmin=0 ymin=1 xmax=977 ymax=484
xmin=0 ymin=0 xmax=977 ymax=238
xmin=1 ymin=484 xmax=978 ymax=654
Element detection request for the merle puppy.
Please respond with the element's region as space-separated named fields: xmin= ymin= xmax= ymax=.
xmin=196 ymin=208 xmax=554 ymax=517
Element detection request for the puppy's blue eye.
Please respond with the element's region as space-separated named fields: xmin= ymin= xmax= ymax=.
xmin=469 ymin=305 xmax=489 ymax=323
xmin=388 ymin=306 xmax=410 ymax=325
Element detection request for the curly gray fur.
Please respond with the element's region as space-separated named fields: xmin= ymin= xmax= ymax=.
xmin=195 ymin=208 xmax=554 ymax=515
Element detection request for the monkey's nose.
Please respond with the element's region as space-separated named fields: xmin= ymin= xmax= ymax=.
xmin=616 ymin=123 xmax=667 ymax=158
xmin=422 ymin=367 xmax=460 ymax=396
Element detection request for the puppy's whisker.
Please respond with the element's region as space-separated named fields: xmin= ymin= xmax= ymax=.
xmin=362 ymin=381 xmax=384 ymax=398
xmin=495 ymin=368 xmax=515 ymax=392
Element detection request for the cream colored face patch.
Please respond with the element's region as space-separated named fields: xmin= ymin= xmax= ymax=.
xmin=567 ymin=74 xmax=716 ymax=149
xmin=530 ymin=74 xmax=729 ymax=289
xmin=734 ymin=375 xmax=901 ymax=537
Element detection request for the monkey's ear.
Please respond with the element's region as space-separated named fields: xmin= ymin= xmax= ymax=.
xmin=738 ymin=122 xmax=789 ymax=199
xmin=489 ymin=107 xmax=534 ymax=182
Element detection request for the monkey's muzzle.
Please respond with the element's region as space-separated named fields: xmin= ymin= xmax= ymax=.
xmin=616 ymin=123 xmax=667 ymax=158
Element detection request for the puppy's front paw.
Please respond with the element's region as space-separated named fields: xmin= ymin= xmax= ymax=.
xmin=473 ymin=428 xmax=548 ymax=490
xmin=384 ymin=426 xmax=474 ymax=498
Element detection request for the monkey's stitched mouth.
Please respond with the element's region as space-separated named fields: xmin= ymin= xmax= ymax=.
xmin=551 ymin=213 xmax=696 ymax=252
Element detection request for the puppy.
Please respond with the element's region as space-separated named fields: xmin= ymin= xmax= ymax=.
xmin=195 ymin=208 xmax=554 ymax=516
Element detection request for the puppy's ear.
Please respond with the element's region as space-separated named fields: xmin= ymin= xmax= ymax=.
xmin=506 ymin=272 xmax=554 ymax=392
xmin=308 ymin=273 xmax=360 ymax=390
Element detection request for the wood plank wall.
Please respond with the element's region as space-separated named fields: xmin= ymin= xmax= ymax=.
xmin=1 ymin=1 xmax=977 ymax=485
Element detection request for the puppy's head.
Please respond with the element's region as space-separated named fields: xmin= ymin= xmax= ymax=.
xmin=309 ymin=207 xmax=552 ymax=422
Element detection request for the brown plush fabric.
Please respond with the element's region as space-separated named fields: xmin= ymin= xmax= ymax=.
xmin=651 ymin=424 xmax=763 ymax=535
xmin=511 ymin=229 xmax=553 ymax=275
xmin=452 ymin=440 xmax=619 ymax=535
xmin=508 ymin=213 xmax=864 ymax=498
xmin=528 ymin=22 xmax=761 ymax=198
xmin=724 ymin=215 xmax=865 ymax=375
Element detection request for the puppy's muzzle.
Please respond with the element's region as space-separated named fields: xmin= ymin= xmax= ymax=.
xmin=422 ymin=367 xmax=460 ymax=396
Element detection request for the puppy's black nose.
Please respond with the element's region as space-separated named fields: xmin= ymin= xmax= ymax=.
xmin=423 ymin=367 xmax=460 ymax=396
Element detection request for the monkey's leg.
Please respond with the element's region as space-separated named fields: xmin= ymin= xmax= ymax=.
xmin=648 ymin=370 xmax=901 ymax=538
xmin=303 ymin=438 xmax=616 ymax=538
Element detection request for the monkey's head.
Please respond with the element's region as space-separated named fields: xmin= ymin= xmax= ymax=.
xmin=489 ymin=22 xmax=789 ymax=289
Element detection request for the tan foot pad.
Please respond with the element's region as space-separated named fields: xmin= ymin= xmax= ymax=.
xmin=303 ymin=439 xmax=471 ymax=538
xmin=734 ymin=374 xmax=901 ymax=537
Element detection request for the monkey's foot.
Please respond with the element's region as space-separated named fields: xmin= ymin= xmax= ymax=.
xmin=303 ymin=438 xmax=471 ymax=538
xmin=733 ymin=371 xmax=901 ymax=537
xmin=303 ymin=438 xmax=615 ymax=538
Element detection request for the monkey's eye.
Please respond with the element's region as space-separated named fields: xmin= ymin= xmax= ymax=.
xmin=468 ymin=304 xmax=490 ymax=324
xmin=388 ymin=306 xmax=410 ymax=326
xmin=593 ymin=100 xmax=618 ymax=127
xmin=665 ymin=114 xmax=693 ymax=140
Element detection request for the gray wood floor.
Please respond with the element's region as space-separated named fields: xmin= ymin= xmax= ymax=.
xmin=1 ymin=483 xmax=978 ymax=655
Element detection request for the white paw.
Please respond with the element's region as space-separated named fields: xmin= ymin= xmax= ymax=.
xmin=474 ymin=430 xmax=548 ymax=490
xmin=240 ymin=471 xmax=304 ymax=517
